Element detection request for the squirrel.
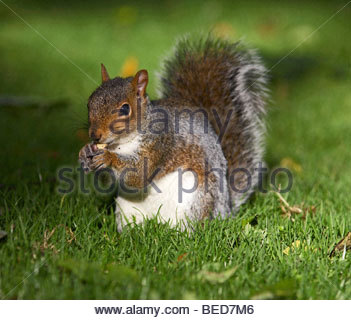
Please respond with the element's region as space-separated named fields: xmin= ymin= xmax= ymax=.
xmin=79 ymin=36 xmax=267 ymax=231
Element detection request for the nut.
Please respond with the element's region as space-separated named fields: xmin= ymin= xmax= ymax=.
xmin=96 ymin=143 xmax=107 ymax=150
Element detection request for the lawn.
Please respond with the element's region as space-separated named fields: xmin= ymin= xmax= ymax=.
xmin=1 ymin=0 xmax=351 ymax=299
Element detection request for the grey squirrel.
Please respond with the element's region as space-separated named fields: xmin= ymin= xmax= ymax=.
xmin=79 ymin=36 xmax=267 ymax=230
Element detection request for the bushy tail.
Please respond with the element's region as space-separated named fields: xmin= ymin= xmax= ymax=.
xmin=158 ymin=36 xmax=268 ymax=209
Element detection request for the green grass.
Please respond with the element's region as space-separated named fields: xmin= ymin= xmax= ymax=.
xmin=1 ymin=0 xmax=351 ymax=299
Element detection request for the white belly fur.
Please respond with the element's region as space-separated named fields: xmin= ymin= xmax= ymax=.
xmin=115 ymin=170 xmax=198 ymax=230
xmin=112 ymin=132 xmax=140 ymax=157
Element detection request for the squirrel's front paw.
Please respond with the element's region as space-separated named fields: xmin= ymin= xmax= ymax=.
xmin=79 ymin=143 xmax=113 ymax=172
xmin=89 ymin=149 xmax=113 ymax=171
xmin=79 ymin=143 xmax=94 ymax=172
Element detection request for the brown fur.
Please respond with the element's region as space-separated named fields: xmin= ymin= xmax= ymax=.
xmin=159 ymin=36 xmax=267 ymax=208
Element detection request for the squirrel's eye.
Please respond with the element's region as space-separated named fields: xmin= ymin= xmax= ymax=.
xmin=119 ymin=103 xmax=130 ymax=116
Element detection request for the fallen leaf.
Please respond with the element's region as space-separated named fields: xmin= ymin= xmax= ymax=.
xmin=197 ymin=265 xmax=237 ymax=284
xmin=33 ymin=224 xmax=76 ymax=254
xmin=283 ymin=240 xmax=302 ymax=255
xmin=283 ymin=240 xmax=316 ymax=255
xmin=177 ymin=253 xmax=188 ymax=262
xmin=280 ymin=157 xmax=302 ymax=174
xmin=120 ymin=56 xmax=139 ymax=77
xmin=273 ymin=191 xmax=316 ymax=221
xmin=329 ymin=232 xmax=351 ymax=257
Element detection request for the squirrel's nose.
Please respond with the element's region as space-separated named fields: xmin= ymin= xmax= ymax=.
xmin=89 ymin=129 xmax=102 ymax=142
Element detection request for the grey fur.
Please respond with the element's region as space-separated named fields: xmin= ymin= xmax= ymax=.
xmin=157 ymin=36 xmax=268 ymax=212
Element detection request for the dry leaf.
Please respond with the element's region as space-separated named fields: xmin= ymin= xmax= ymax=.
xmin=177 ymin=253 xmax=188 ymax=262
xmin=280 ymin=157 xmax=302 ymax=174
xmin=283 ymin=240 xmax=316 ymax=255
xmin=273 ymin=191 xmax=316 ymax=221
xmin=197 ymin=266 xmax=237 ymax=284
xmin=33 ymin=224 xmax=76 ymax=255
xmin=283 ymin=240 xmax=302 ymax=255
xmin=329 ymin=232 xmax=351 ymax=257
xmin=120 ymin=56 xmax=139 ymax=77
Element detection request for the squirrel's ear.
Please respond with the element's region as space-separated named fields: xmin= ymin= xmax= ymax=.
xmin=132 ymin=69 xmax=148 ymax=97
xmin=101 ymin=63 xmax=110 ymax=83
